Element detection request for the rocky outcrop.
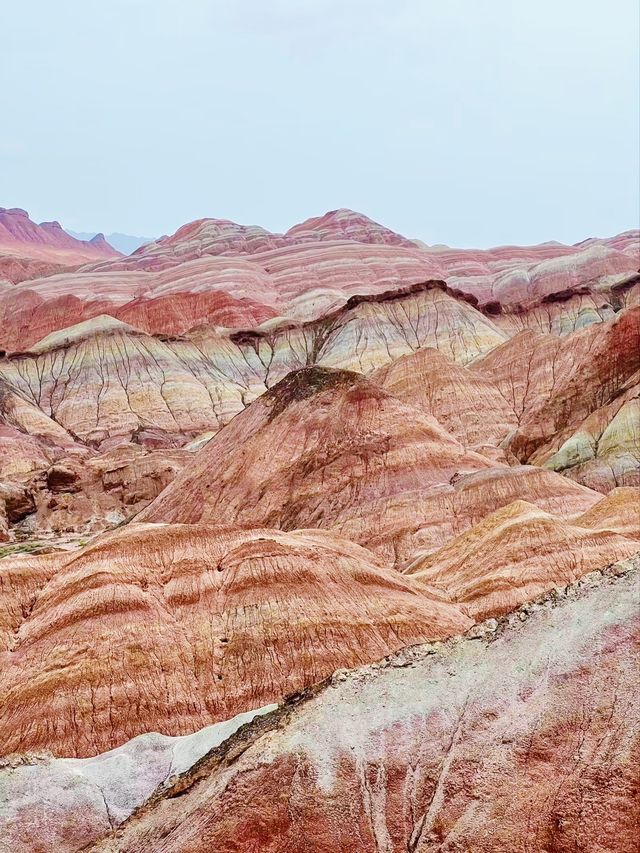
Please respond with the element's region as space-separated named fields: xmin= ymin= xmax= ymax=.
xmin=0 ymin=523 xmax=470 ymax=757
xmin=0 ymin=373 xmax=192 ymax=538
xmin=0 ymin=483 xmax=35 ymax=525
xmin=29 ymin=558 xmax=638 ymax=853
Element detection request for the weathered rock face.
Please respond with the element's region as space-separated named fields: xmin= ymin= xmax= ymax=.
xmin=0 ymin=483 xmax=35 ymax=525
xmin=42 ymin=560 xmax=638 ymax=853
xmin=0 ymin=523 xmax=470 ymax=757
xmin=0 ymin=376 xmax=191 ymax=539
xmin=405 ymin=498 xmax=639 ymax=619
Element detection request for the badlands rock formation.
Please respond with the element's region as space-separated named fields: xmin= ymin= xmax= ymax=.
xmin=0 ymin=523 xmax=470 ymax=757
xmin=0 ymin=207 xmax=638 ymax=850
xmin=0 ymin=283 xmax=506 ymax=446
xmin=137 ymin=367 xmax=603 ymax=562
xmin=1 ymin=211 xmax=636 ymax=352
xmin=7 ymin=558 xmax=635 ymax=853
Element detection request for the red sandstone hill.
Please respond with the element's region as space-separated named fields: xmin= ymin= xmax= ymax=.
xmin=137 ymin=366 xmax=604 ymax=564
xmin=9 ymin=559 xmax=635 ymax=853
xmin=0 ymin=523 xmax=470 ymax=757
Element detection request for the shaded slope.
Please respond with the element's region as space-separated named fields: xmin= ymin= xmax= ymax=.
xmin=538 ymin=374 xmax=639 ymax=492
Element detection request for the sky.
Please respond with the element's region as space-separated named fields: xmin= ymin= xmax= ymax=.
xmin=2 ymin=0 xmax=638 ymax=247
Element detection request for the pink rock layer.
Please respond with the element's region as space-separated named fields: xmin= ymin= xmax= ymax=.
xmin=0 ymin=208 xmax=636 ymax=351
xmin=0 ymin=207 xmax=120 ymax=268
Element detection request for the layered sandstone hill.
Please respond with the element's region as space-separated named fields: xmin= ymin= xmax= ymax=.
xmin=0 ymin=523 xmax=470 ymax=757
xmin=473 ymin=307 xmax=640 ymax=490
xmin=0 ymin=209 xmax=636 ymax=352
xmin=12 ymin=558 xmax=635 ymax=853
xmin=137 ymin=366 xmax=603 ymax=562
xmin=405 ymin=497 xmax=639 ymax=619
xmin=87 ymin=210 xmax=638 ymax=315
xmin=371 ymin=346 xmax=518 ymax=452
xmin=0 ymin=283 xmax=507 ymax=445
xmin=0 ymin=255 xmax=75 ymax=286
xmin=0 ymin=207 xmax=120 ymax=281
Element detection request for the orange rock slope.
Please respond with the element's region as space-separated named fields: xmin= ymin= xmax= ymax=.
xmin=0 ymin=523 xmax=470 ymax=757
xmin=405 ymin=497 xmax=639 ymax=619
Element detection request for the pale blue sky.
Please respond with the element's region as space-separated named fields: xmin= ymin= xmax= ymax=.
xmin=2 ymin=0 xmax=638 ymax=246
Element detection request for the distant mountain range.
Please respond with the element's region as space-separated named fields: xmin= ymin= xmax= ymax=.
xmin=67 ymin=230 xmax=154 ymax=255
